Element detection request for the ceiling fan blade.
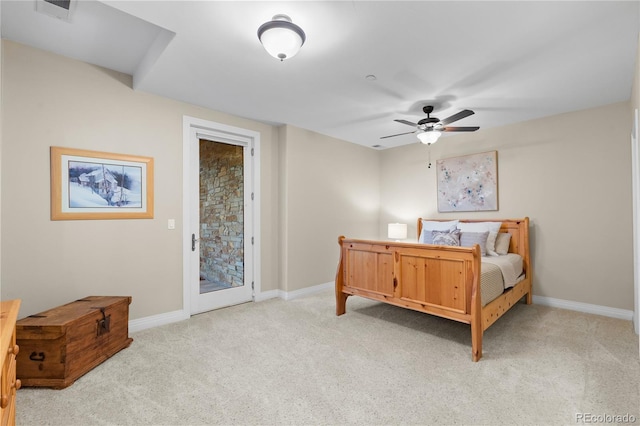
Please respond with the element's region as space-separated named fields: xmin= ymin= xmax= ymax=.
xmin=394 ymin=119 xmax=419 ymax=128
xmin=442 ymin=126 xmax=480 ymax=132
xmin=380 ymin=131 xmax=416 ymax=139
xmin=440 ymin=110 xmax=474 ymax=125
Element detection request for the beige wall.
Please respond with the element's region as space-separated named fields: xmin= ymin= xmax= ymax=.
xmin=0 ymin=41 xmax=280 ymax=319
xmin=279 ymin=125 xmax=380 ymax=292
xmin=380 ymin=102 xmax=633 ymax=311
xmin=0 ymin=40 xmax=382 ymax=319
xmin=2 ymin=38 xmax=637 ymax=321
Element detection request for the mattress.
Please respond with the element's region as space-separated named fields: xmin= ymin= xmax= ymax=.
xmin=480 ymin=253 xmax=524 ymax=306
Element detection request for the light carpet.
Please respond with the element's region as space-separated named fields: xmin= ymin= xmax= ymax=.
xmin=16 ymin=290 xmax=640 ymax=425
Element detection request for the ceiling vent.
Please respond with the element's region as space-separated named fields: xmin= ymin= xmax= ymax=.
xmin=36 ymin=0 xmax=76 ymax=22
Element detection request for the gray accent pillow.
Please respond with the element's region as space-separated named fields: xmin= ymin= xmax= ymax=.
xmin=495 ymin=232 xmax=512 ymax=255
xmin=457 ymin=221 xmax=502 ymax=255
xmin=460 ymin=231 xmax=490 ymax=256
xmin=432 ymin=229 xmax=461 ymax=246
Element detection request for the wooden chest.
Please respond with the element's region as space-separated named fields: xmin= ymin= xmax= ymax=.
xmin=15 ymin=296 xmax=133 ymax=389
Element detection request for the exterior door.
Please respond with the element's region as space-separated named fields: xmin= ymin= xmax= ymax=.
xmin=184 ymin=118 xmax=257 ymax=315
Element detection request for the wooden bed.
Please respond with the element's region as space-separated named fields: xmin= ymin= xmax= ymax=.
xmin=335 ymin=218 xmax=532 ymax=361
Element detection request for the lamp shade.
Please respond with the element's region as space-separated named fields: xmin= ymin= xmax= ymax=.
xmin=257 ymin=14 xmax=306 ymax=61
xmin=417 ymin=130 xmax=441 ymax=144
xmin=388 ymin=223 xmax=408 ymax=240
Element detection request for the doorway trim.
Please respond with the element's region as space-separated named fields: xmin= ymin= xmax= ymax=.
xmin=632 ymin=109 xmax=639 ymax=340
xmin=182 ymin=115 xmax=261 ymax=315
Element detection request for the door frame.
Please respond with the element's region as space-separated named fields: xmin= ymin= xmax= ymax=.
xmin=632 ymin=109 xmax=640 ymax=341
xmin=182 ymin=116 xmax=261 ymax=315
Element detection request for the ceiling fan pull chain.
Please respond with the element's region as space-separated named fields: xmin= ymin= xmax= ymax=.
xmin=427 ymin=143 xmax=432 ymax=168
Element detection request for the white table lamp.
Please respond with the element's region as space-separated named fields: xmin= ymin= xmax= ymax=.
xmin=388 ymin=223 xmax=407 ymax=241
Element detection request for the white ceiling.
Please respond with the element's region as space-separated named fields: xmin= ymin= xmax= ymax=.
xmin=2 ymin=1 xmax=639 ymax=149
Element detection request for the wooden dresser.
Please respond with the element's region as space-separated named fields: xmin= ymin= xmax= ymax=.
xmin=1 ymin=300 xmax=21 ymax=426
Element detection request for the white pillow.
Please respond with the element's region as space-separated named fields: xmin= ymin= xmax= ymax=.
xmin=486 ymin=232 xmax=499 ymax=256
xmin=457 ymin=222 xmax=502 ymax=256
xmin=419 ymin=220 xmax=459 ymax=244
xmin=495 ymin=232 xmax=511 ymax=255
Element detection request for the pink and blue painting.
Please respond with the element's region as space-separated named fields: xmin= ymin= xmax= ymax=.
xmin=436 ymin=151 xmax=498 ymax=212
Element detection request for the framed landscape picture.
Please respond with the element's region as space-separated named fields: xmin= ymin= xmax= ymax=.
xmin=436 ymin=150 xmax=498 ymax=212
xmin=50 ymin=146 xmax=154 ymax=220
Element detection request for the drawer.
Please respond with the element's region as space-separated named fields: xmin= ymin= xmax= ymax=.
xmin=1 ymin=299 xmax=21 ymax=426
xmin=1 ymin=346 xmax=16 ymax=403
xmin=1 ymin=398 xmax=14 ymax=426
xmin=1 ymin=344 xmax=19 ymax=426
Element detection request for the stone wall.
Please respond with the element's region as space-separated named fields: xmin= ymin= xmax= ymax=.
xmin=199 ymin=140 xmax=244 ymax=288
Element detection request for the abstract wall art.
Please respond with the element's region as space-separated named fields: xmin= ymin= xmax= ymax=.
xmin=436 ymin=150 xmax=498 ymax=212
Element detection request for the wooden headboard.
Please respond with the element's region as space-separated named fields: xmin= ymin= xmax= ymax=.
xmin=417 ymin=217 xmax=531 ymax=276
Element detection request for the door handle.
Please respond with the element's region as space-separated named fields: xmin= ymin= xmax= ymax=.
xmin=192 ymin=234 xmax=198 ymax=251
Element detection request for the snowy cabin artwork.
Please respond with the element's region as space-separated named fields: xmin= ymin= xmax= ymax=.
xmin=50 ymin=146 xmax=154 ymax=220
xmin=70 ymin=162 xmax=142 ymax=208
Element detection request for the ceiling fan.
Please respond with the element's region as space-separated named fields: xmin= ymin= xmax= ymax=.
xmin=381 ymin=105 xmax=480 ymax=144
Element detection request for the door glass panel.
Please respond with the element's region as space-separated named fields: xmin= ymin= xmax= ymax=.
xmin=199 ymin=140 xmax=244 ymax=294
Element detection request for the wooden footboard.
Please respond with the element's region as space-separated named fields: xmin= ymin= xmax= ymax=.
xmin=335 ymin=218 xmax=531 ymax=362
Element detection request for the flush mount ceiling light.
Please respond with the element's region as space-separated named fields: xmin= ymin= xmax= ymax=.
xmin=257 ymin=14 xmax=306 ymax=61
xmin=417 ymin=130 xmax=442 ymax=144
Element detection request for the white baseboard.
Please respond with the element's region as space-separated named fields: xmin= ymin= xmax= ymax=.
xmin=129 ymin=309 xmax=189 ymax=333
xmin=533 ymin=295 xmax=634 ymax=321
xmin=128 ymin=290 xmax=635 ymax=335
xmin=255 ymin=282 xmax=334 ymax=302
xmin=266 ymin=287 xmax=635 ymax=321
xmin=254 ymin=289 xmax=279 ymax=302
xmin=278 ymin=281 xmax=334 ymax=301
xmin=128 ymin=283 xmax=335 ymax=333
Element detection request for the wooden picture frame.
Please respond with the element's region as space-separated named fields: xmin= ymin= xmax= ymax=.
xmin=50 ymin=146 xmax=154 ymax=220
xmin=436 ymin=150 xmax=498 ymax=212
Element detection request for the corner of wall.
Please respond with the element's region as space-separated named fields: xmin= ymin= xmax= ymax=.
xmin=276 ymin=125 xmax=288 ymax=293
xmin=631 ymin=32 xmax=640 ymax=336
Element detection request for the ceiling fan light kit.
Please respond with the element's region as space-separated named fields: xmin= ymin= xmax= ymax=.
xmin=417 ymin=130 xmax=441 ymax=144
xmin=257 ymin=14 xmax=306 ymax=61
